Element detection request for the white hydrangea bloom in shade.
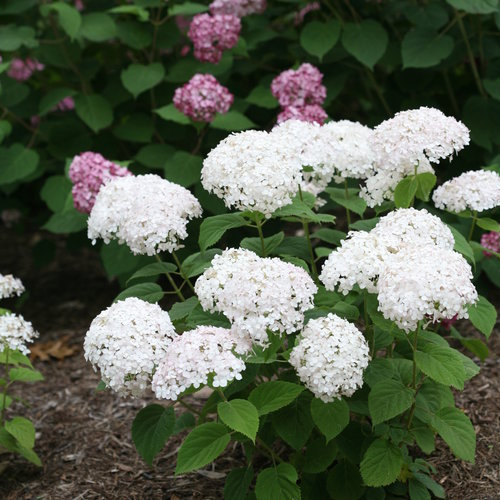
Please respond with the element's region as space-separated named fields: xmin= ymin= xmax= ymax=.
xmin=195 ymin=248 xmax=317 ymax=345
xmin=289 ymin=314 xmax=370 ymax=402
xmin=0 ymin=274 xmax=25 ymax=299
xmin=201 ymin=130 xmax=303 ymax=216
xmin=152 ymin=326 xmax=250 ymax=400
xmin=83 ymin=298 xmax=177 ymax=397
xmin=88 ymin=174 xmax=202 ymax=256
xmin=377 ymin=246 xmax=478 ymax=332
xmin=321 ymin=120 xmax=375 ymax=182
xmin=270 ymin=120 xmax=336 ymax=197
xmin=0 ymin=313 xmax=39 ymax=354
xmin=432 ymin=170 xmax=500 ymax=213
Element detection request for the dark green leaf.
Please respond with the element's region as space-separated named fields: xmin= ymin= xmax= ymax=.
xmin=127 ymin=262 xmax=177 ymax=284
xmin=211 ymin=111 xmax=256 ymax=131
xmin=467 ymin=295 xmax=496 ymax=338
xmin=394 ymin=176 xmax=418 ymax=208
xmin=300 ymin=20 xmax=341 ymax=61
xmin=155 ymin=103 xmax=191 ymax=125
xmin=164 ymin=151 xmax=202 ymax=187
xmin=40 ymin=2 xmax=81 ymax=39
xmin=75 ymin=94 xmax=113 ymax=133
xmin=224 ymin=466 xmax=254 ymax=500
xmin=341 ymin=20 xmax=388 ymax=69
xmin=327 ymin=460 xmax=365 ymax=500
xmin=415 ymin=173 xmax=437 ymax=202
xmin=9 ymin=367 xmax=44 ymax=382
xmin=240 ymin=232 xmax=284 ymax=257
xmin=414 ymin=345 xmax=466 ymax=389
xmin=310 ymin=397 xmax=349 ymax=442
xmin=81 ymin=12 xmax=117 ymax=41
xmin=218 ymin=399 xmax=259 ymax=442
xmin=368 ymin=379 xmax=415 ymax=425
xmin=249 ymin=381 xmax=304 ymax=416
xmin=326 ymin=187 xmax=367 ymax=216
xmin=114 ymin=283 xmax=163 ymax=303
xmin=401 ymin=28 xmax=454 ymax=68
xmin=121 ymin=63 xmax=165 ymax=98
xmin=360 ymin=438 xmax=404 ymax=487
xmin=0 ymin=145 xmax=39 ymax=185
xmin=199 ymin=214 xmax=248 ymax=251
xmin=255 ymin=463 xmax=300 ymax=500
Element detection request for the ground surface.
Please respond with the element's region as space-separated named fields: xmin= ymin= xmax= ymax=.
xmin=0 ymin=225 xmax=498 ymax=499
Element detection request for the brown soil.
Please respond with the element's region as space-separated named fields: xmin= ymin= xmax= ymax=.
xmin=0 ymin=225 xmax=498 ymax=499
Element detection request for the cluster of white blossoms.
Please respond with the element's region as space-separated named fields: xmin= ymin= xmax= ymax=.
xmin=83 ymin=298 xmax=177 ymax=397
xmin=0 ymin=273 xmax=25 ymax=299
xmin=360 ymin=107 xmax=470 ymax=207
xmin=0 ymin=313 xmax=39 ymax=354
xmin=432 ymin=169 xmax=500 ymax=213
xmin=289 ymin=314 xmax=370 ymax=402
xmin=320 ymin=208 xmax=454 ymax=294
xmin=152 ymin=326 xmax=251 ymax=401
xmin=195 ymin=248 xmax=317 ymax=345
xmin=88 ymin=174 xmax=202 ymax=256
xmin=201 ymin=130 xmax=303 ymax=216
xmin=377 ymin=247 xmax=478 ymax=331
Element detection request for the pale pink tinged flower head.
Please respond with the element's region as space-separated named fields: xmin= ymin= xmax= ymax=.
xmin=295 ymin=2 xmax=320 ymax=25
xmin=481 ymin=231 xmax=500 ymax=257
xmin=188 ymin=13 xmax=241 ymax=64
xmin=69 ymin=152 xmax=132 ymax=214
xmin=7 ymin=58 xmax=45 ymax=82
xmin=210 ymin=0 xmax=267 ymax=17
xmin=55 ymin=96 xmax=75 ymax=111
xmin=173 ymin=73 xmax=233 ymax=122
xmin=271 ymin=63 xmax=326 ymax=108
xmin=277 ymin=104 xmax=327 ymax=125
xmin=74 ymin=0 xmax=84 ymax=11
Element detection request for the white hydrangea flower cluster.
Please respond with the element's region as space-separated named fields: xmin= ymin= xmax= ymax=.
xmin=432 ymin=170 xmax=500 ymax=213
xmin=88 ymin=174 xmax=202 ymax=256
xmin=0 ymin=274 xmax=25 ymax=299
xmin=201 ymin=130 xmax=303 ymax=216
xmin=320 ymin=208 xmax=454 ymax=294
xmin=289 ymin=314 xmax=370 ymax=402
xmin=152 ymin=326 xmax=251 ymax=400
xmin=0 ymin=313 xmax=39 ymax=355
xmin=377 ymin=246 xmax=478 ymax=331
xmin=360 ymin=107 xmax=470 ymax=207
xmin=195 ymin=248 xmax=317 ymax=345
xmin=83 ymin=297 xmax=177 ymax=397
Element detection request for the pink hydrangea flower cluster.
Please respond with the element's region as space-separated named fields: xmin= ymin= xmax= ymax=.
xmin=173 ymin=74 xmax=233 ymax=122
xmin=271 ymin=63 xmax=327 ymax=124
xmin=7 ymin=58 xmax=45 ymax=82
xmin=69 ymin=152 xmax=132 ymax=214
xmin=188 ymin=13 xmax=241 ymax=63
xmin=210 ymin=0 xmax=266 ymax=17
xmin=481 ymin=230 xmax=500 ymax=257
xmin=295 ymin=2 xmax=320 ymax=25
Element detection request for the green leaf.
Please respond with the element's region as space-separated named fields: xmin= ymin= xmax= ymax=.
xmin=467 ymin=295 xmax=496 ymax=338
xmin=121 ymin=63 xmax=165 ymax=98
xmin=311 ymin=398 xmax=349 ymax=442
xmin=168 ymin=2 xmax=208 ymax=15
xmin=132 ymin=405 xmax=175 ymax=465
xmin=43 ymin=210 xmax=87 ymax=234
xmin=349 ymin=218 xmax=379 ymax=231
xmin=172 ymin=412 xmax=196 ymax=435
xmin=255 ymin=463 xmax=300 ymax=500
xmin=0 ymin=25 xmax=37 ymax=51
xmin=0 ymin=0 xmax=37 ymax=15
xmin=412 ymin=472 xmax=446 ymax=498
xmin=9 ymin=367 xmax=44 ymax=382
xmin=108 ymin=5 xmax=150 ymax=21
xmin=81 ymin=12 xmax=116 ymax=41
xmin=476 ymin=217 xmax=500 ymax=232
xmin=300 ymin=20 xmax=341 ymax=61
xmin=114 ymin=283 xmax=163 ymax=303
xmin=39 ymin=88 xmax=77 ymax=116
xmin=446 ymin=0 xmax=499 ymax=14
xmin=401 ymin=28 xmax=454 ymax=68
xmin=414 ymin=344 xmax=466 ymax=389
xmin=463 ymin=96 xmax=500 ymax=150
xmin=175 ymin=422 xmax=230 ymax=474
xmin=135 ymin=144 xmax=174 ymax=169
xmin=116 ymin=19 xmax=152 ymax=49
xmin=240 ymin=232 xmax=284 ymax=257
xmin=113 ymin=113 xmax=154 ymax=143
xmin=431 ymin=407 xmax=476 ymax=462
xmin=483 ymin=77 xmax=500 ymax=101
xmin=75 ymin=94 xmax=113 ymax=133
xmin=199 ymin=214 xmax=248 ymax=251
xmin=181 ymin=250 xmax=221 ymax=278
xmin=448 ymin=225 xmax=475 ymax=264
xmin=155 ymin=103 xmax=191 ymax=125
xmin=394 ymin=176 xmax=418 ymax=208
xmin=360 ymin=438 xmax=404 ymax=487
xmin=411 ymin=424 xmax=435 ymax=454
xmin=327 ymin=460 xmax=365 ymax=500
xmin=0 ymin=144 xmax=39 ymax=185
xmin=40 ymin=2 xmax=82 ymax=39
xmin=217 ymin=399 xmax=259 ymax=442
xmin=224 ymin=466 xmax=254 ymax=500
xmin=415 ymin=173 xmax=437 ymax=202
xmin=249 ymin=381 xmax=304 ymax=416
xmin=169 ymin=296 xmax=199 ymax=322
xmin=127 ymin=262 xmax=177 ymax=284
xmin=325 ymin=188 xmax=367 ymax=216
xmin=300 ymin=437 xmax=337 ymax=474
xmin=211 ymin=111 xmax=256 ymax=131
xmin=5 ymin=417 xmax=36 ymax=449
xmin=341 ymin=20 xmax=388 ymax=69
xmin=311 ymin=228 xmax=346 ymax=246
xmin=368 ymin=379 xmax=415 ymax=425
xmin=409 ymin=479 xmax=431 ymax=500
xmin=245 ymin=86 xmax=279 ymax=109
xmin=164 ymin=151 xmax=202 ymax=187
xmin=272 ymin=196 xmax=335 ymax=224
xmin=40 ymin=176 xmax=73 ymax=213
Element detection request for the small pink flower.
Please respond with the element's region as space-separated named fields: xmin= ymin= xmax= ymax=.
xmin=294 ymin=2 xmax=320 ymax=25
xmin=7 ymin=58 xmax=45 ymax=82
xmin=180 ymin=45 xmax=191 ymax=57
xmin=74 ymin=0 xmax=84 ymax=11
xmin=271 ymin=63 xmax=327 ymax=108
xmin=69 ymin=152 xmax=133 ymax=214
xmin=55 ymin=96 xmax=75 ymax=112
xmin=481 ymin=230 xmax=500 ymax=257
xmin=173 ymin=74 xmax=233 ymax=122
xmin=277 ymin=105 xmax=328 ymax=125
xmin=188 ymin=13 xmax=241 ymax=64
xmin=210 ymin=0 xmax=266 ymax=17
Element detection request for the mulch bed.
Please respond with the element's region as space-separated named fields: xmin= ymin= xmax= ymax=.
xmin=0 ymin=225 xmax=498 ymax=499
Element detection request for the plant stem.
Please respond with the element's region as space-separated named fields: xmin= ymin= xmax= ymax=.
xmin=155 ymin=254 xmax=185 ymax=301
xmin=406 ymin=322 xmax=421 ymax=429
xmin=172 ymin=251 xmax=195 ymax=293
xmin=0 ymin=348 xmax=9 ymax=426
xmin=468 ymin=211 xmax=478 ymax=241
xmin=254 ymin=215 xmax=267 ymax=257
xmin=216 ymin=388 xmax=227 ymax=402
xmin=344 ymin=180 xmax=352 ymax=228
xmin=298 ymin=186 xmax=319 ymax=280
xmin=177 ymin=398 xmax=202 ymax=416
xmin=256 ymin=437 xmax=283 ymax=465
